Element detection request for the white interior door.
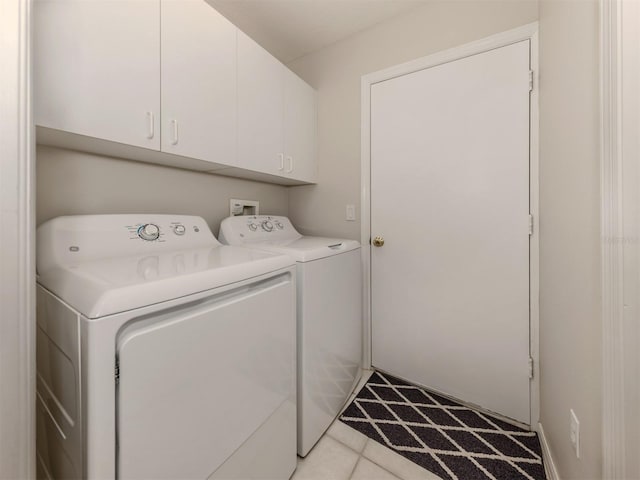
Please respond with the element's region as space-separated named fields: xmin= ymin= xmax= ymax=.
xmin=370 ymin=41 xmax=531 ymax=424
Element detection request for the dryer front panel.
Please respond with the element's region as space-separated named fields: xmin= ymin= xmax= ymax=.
xmin=116 ymin=271 xmax=296 ymax=479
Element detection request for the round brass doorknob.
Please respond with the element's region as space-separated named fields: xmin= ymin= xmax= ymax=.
xmin=372 ymin=236 xmax=385 ymax=247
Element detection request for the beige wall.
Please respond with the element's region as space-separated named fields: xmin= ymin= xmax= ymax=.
xmin=538 ymin=0 xmax=602 ymax=478
xmin=287 ymin=0 xmax=539 ymax=239
xmin=36 ymin=145 xmax=289 ymax=235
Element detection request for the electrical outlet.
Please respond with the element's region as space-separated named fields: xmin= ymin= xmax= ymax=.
xmin=569 ymin=409 xmax=580 ymax=458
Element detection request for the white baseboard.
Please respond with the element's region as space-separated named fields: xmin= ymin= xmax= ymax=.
xmin=537 ymin=423 xmax=561 ymax=480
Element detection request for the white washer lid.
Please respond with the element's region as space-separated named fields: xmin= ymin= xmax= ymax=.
xmin=37 ymin=214 xmax=294 ymax=318
xmin=242 ymin=237 xmax=360 ymax=262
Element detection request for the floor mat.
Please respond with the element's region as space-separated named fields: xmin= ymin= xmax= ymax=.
xmin=340 ymin=371 xmax=546 ymax=480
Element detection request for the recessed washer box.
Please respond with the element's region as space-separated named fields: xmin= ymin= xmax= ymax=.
xmin=230 ymin=198 xmax=259 ymax=216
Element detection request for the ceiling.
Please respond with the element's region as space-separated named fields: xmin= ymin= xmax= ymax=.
xmin=206 ymin=0 xmax=429 ymax=63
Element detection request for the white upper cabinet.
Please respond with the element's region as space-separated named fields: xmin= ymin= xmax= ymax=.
xmin=238 ymin=32 xmax=317 ymax=182
xmin=35 ymin=0 xmax=317 ymax=184
xmin=237 ymin=31 xmax=285 ymax=176
xmin=34 ymin=0 xmax=161 ymax=150
xmin=161 ymin=1 xmax=237 ymax=165
xmin=284 ymin=70 xmax=317 ymax=183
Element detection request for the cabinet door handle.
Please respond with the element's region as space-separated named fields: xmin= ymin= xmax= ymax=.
xmin=278 ymin=153 xmax=284 ymax=171
xmin=286 ymin=156 xmax=293 ymax=173
xmin=171 ymin=119 xmax=179 ymax=145
xmin=146 ymin=112 xmax=154 ymax=139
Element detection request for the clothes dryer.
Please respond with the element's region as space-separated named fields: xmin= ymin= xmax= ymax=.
xmin=219 ymin=215 xmax=362 ymax=456
xmin=36 ymin=214 xmax=296 ymax=479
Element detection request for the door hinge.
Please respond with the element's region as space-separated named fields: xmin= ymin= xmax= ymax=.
xmin=528 ymin=214 xmax=534 ymax=236
xmin=528 ymin=357 xmax=534 ymax=379
xmin=115 ymin=361 xmax=120 ymax=384
xmin=529 ymin=70 xmax=534 ymax=92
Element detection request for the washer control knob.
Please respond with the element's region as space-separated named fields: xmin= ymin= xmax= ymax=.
xmin=262 ymin=220 xmax=274 ymax=232
xmin=275 ymin=221 xmax=284 ymax=230
xmin=248 ymin=223 xmax=258 ymax=231
xmin=173 ymin=224 xmax=186 ymax=236
xmin=138 ymin=223 xmax=160 ymax=241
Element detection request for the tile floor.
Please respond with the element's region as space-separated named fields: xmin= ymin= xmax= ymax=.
xmin=291 ymin=370 xmax=441 ymax=480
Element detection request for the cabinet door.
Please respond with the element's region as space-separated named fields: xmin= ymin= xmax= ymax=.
xmin=34 ymin=0 xmax=160 ymax=150
xmin=284 ymin=71 xmax=317 ymax=183
xmin=161 ymin=0 xmax=237 ymax=165
xmin=237 ymin=31 xmax=285 ymax=176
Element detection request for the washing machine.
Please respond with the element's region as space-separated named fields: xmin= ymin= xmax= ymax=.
xmin=219 ymin=215 xmax=362 ymax=456
xmin=35 ymin=214 xmax=297 ymax=479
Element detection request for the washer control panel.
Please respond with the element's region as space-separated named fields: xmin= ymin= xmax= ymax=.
xmin=219 ymin=215 xmax=301 ymax=245
xmin=244 ymin=216 xmax=287 ymax=234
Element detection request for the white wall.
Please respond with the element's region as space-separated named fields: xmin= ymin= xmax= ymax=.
xmin=36 ymin=146 xmax=289 ymax=235
xmin=538 ymin=0 xmax=602 ymax=478
xmin=286 ymin=0 xmax=538 ymax=238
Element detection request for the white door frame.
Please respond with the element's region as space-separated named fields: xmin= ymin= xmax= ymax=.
xmin=600 ymin=0 xmax=637 ymax=476
xmin=360 ymin=22 xmax=540 ymax=426
xmin=0 ymin=0 xmax=36 ymax=478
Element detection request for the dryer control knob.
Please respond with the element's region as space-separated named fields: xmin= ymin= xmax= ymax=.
xmin=262 ymin=221 xmax=274 ymax=232
xmin=138 ymin=223 xmax=160 ymax=241
xmin=275 ymin=221 xmax=284 ymax=230
xmin=248 ymin=223 xmax=258 ymax=231
xmin=173 ymin=224 xmax=186 ymax=236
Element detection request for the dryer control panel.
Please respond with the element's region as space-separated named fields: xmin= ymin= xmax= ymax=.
xmin=219 ymin=215 xmax=302 ymax=245
xmin=37 ymin=214 xmax=218 ymax=274
xmin=124 ymin=218 xmax=203 ymax=244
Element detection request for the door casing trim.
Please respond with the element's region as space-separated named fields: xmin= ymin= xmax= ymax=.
xmin=360 ymin=22 xmax=540 ymax=427
xmin=0 ymin=0 xmax=36 ymax=476
xmin=600 ymin=0 xmax=628 ymax=476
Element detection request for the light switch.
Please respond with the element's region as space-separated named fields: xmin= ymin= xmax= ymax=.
xmin=346 ymin=205 xmax=356 ymax=221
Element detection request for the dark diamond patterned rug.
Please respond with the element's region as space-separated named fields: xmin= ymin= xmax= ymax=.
xmin=340 ymin=371 xmax=546 ymax=480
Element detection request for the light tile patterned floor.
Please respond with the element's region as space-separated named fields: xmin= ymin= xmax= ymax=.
xmin=291 ymin=370 xmax=441 ymax=480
